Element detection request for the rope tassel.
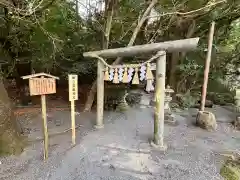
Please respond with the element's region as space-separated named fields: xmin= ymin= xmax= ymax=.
xmin=146 ymin=63 xmax=154 ymax=80
xmin=122 ymin=67 xmax=128 ymax=83
xmin=146 ymin=79 xmax=154 ymax=92
xmin=132 ymin=68 xmax=139 ymax=85
xmin=104 ymin=67 xmax=110 ymax=81
xmin=113 ymin=68 xmax=119 ymax=84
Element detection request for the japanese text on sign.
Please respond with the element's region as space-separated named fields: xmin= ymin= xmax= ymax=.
xmin=69 ymin=74 xmax=78 ymax=101
xmin=29 ymin=78 xmax=56 ymax=96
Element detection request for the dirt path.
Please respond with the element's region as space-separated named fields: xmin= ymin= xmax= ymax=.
xmin=1 ymin=106 xmax=240 ymax=180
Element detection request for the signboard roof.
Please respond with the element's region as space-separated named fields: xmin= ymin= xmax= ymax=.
xmin=21 ymin=72 xmax=59 ymax=80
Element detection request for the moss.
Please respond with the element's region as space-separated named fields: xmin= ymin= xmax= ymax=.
xmin=220 ymin=160 xmax=240 ymax=180
xmin=0 ymin=132 xmax=25 ymax=156
xmin=0 ymin=78 xmax=26 ymax=157
xmin=116 ymin=101 xmax=129 ymax=112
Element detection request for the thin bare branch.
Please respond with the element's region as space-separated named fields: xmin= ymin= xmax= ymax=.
xmin=113 ymin=0 xmax=158 ymax=65
xmin=146 ymin=0 xmax=226 ymax=20
xmin=0 ymin=0 xmax=57 ymax=16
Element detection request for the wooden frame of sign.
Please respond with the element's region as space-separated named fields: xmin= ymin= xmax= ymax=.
xmin=68 ymin=74 xmax=78 ymax=145
xmin=22 ymin=72 xmax=59 ymax=161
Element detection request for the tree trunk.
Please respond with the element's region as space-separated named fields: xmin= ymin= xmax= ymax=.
xmin=112 ymin=0 xmax=157 ymax=65
xmin=169 ymin=19 xmax=196 ymax=92
xmin=83 ymin=0 xmax=116 ymax=111
xmin=0 ymin=77 xmax=24 ymax=155
xmin=169 ymin=52 xmax=179 ymax=90
xmin=84 ymin=0 xmax=157 ymax=111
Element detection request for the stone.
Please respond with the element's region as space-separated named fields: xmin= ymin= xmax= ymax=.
xmin=196 ymin=100 xmax=213 ymax=108
xmin=150 ymin=141 xmax=167 ymax=151
xmin=125 ymin=91 xmax=142 ymax=106
xmin=55 ymin=119 xmax=62 ymax=126
xmin=232 ymin=116 xmax=240 ymax=130
xmin=139 ymin=93 xmax=152 ymax=108
xmin=196 ymin=111 xmax=217 ymax=131
xmin=116 ymin=101 xmax=129 ymax=111
xmin=164 ymin=114 xmax=177 ymax=125
xmin=164 ymin=86 xmax=175 ymax=124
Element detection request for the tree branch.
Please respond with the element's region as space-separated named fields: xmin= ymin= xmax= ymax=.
xmin=83 ymin=0 xmax=158 ymax=111
xmin=34 ymin=0 xmax=57 ymax=14
xmin=146 ymin=0 xmax=226 ymax=20
xmin=112 ymin=0 xmax=158 ymax=65
xmin=0 ymin=0 xmax=57 ymax=16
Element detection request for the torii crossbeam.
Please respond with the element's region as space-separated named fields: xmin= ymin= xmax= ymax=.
xmin=83 ymin=37 xmax=199 ymax=150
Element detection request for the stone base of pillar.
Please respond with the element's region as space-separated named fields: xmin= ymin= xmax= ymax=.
xmin=94 ymin=125 xmax=104 ymax=129
xmin=150 ymin=141 xmax=167 ymax=151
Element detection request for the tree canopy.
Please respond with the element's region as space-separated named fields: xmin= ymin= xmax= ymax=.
xmin=0 ymin=0 xmax=239 ymax=97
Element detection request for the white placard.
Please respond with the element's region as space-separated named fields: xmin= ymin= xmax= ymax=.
xmin=68 ymin=74 xmax=78 ymax=101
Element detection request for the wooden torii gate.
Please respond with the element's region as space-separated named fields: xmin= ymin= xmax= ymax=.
xmin=83 ymin=37 xmax=199 ymax=150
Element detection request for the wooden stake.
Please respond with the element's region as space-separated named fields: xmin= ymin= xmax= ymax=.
xmin=200 ymin=22 xmax=215 ymax=111
xmin=153 ymin=51 xmax=166 ymax=150
xmin=71 ymin=100 xmax=76 ymax=145
xmin=96 ymin=60 xmax=104 ymax=128
xmin=41 ymin=77 xmax=48 ymax=160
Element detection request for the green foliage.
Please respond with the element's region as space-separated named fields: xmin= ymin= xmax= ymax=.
xmin=0 ymin=0 xmax=101 ymax=80
xmin=221 ymin=160 xmax=240 ymax=180
xmin=0 ymin=0 xmax=239 ymax=98
xmin=176 ymin=91 xmax=200 ymax=109
xmin=177 ymin=56 xmax=204 ymax=93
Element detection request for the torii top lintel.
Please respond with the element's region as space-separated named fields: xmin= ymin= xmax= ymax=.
xmin=83 ymin=38 xmax=199 ymax=58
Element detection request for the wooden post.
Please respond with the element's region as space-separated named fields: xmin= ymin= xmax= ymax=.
xmin=68 ymin=74 xmax=78 ymax=145
xmin=200 ymin=22 xmax=215 ymax=111
xmin=96 ymin=60 xmax=104 ymax=128
xmin=41 ymin=77 xmax=48 ymax=160
xmin=71 ymin=100 xmax=76 ymax=145
xmin=22 ymin=73 xmax=59 ymax=161
xmin=152 ymin=51 xmax=167 ymax=150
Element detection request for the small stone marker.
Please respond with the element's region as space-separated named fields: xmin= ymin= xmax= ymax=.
xmin=164 ymin=85 xmax=175 ymax=124
xmin=22 ymin=73 xmax=59 ymax=161
xmin=235 ymin=89 xmax=240 ymax=112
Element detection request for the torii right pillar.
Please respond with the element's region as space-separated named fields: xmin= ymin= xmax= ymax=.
xmin=152 ymin=51 xmax=167 ymax=151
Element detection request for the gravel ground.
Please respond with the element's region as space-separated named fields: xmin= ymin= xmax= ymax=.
xmin=1 ymin=106 xmax=240 ymax=180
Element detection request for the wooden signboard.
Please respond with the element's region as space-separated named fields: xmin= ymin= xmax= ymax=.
xmin=68 ymin=74 xmax=78 ymax=145
xmin=69 ymin=74 xmax=78 ymax=101
xmin=22 ymin=73 xmax=59 ymax=161
xmin=29 ymin=78 xmax=56 ymax=96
